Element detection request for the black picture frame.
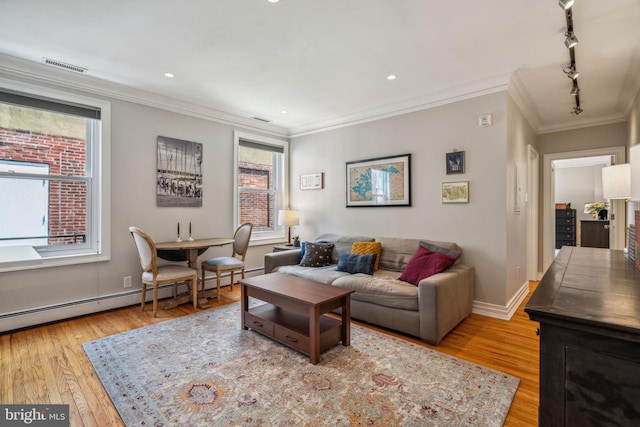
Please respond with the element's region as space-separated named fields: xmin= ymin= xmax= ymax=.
xmin=446 ymin=151 xmax=465 ymax=174
xmin=345 ymin=153 xmax=411 ymax=207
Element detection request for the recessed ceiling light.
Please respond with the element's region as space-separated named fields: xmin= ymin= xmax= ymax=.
xmin=164 ymin=72 xmax=175 ymax=78
xmin=387 ymin=74 xmax=397 ymax=80
xmin=268 ymin=0 xmax=279 ymax=3
xmin=281 ymin=110 xmax=288 ymax=114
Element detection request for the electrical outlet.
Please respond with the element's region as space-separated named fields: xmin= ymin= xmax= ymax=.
xmin=123 ymin=276 xmax=132 ymax=288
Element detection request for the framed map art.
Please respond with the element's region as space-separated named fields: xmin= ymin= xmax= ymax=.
xmin=346 ymin=154 xmax=411 ymax=207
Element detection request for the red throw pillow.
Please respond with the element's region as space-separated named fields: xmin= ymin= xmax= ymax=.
xmin=398 ymin=245 xmax=457 ymax=285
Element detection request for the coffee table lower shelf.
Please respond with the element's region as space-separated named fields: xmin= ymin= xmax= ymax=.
xmin=245 ymin=304 xmax=342 ymax=358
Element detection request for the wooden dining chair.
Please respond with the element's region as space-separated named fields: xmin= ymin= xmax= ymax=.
xmin=200 ymin=223 xmax=253 ymax=301
xmin=129 ymin=226 xmax=198 ymax=317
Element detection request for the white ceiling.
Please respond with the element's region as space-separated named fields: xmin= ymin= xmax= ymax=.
xmin=0 ymin=0 xmax=639 ymax=137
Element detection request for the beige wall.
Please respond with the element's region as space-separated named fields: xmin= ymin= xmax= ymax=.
xmin=0 ymin=87 xmax=282 ymax=318
xmin=290 ymin=92 xmax=517 ymax=307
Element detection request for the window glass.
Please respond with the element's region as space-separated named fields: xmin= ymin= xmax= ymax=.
xmin=235 ymin=132 xmax=287 ymax=241
xmin=0 ymin=87 xmax=108 ymax=269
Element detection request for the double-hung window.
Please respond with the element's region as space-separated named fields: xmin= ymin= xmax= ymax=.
xmin=234 ymin=131 xmax=288 ymax=243
xmin=0 ymin=84 xmax=110 ymax=271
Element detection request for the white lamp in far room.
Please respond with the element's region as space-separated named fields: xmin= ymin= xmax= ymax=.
xmin=631 ymin=144 xmax=640 ymax=201
xmin=278 ymin=209 xmax=299 ymax=245
xmin=602 ymin=164 xmax=631 ymax=200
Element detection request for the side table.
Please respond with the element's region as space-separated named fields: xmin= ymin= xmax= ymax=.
xmin=273 ymin=244 xmax=299 ymax=252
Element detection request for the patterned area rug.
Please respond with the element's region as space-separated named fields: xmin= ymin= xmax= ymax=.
xmin=83 ymin=302 xmax=519 ymax=426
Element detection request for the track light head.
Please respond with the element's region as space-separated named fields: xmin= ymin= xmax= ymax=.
xmin=573 ymin=106 xmax=583 ymax=115
xmin=563 ymin=65 xmax=579 ymax=80
xmin=570 ymin=85 xmax=580 ymax=96
xmin=564 ymin=32 xmax=579 ymax=49
xmin=558 ymin=0 xmax=575 ymax=10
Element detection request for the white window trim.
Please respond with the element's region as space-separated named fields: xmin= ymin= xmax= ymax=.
xmin=233 ymin=130 xmax=289 ymax=244
xmin=0 ymin=77 xmax=111 ymax=272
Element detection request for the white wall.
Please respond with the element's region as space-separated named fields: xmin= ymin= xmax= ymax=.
xmin=505 ymin=93 xmax=537 ymax=303
xmin=290 ymin=92 xmax=517 ymax=308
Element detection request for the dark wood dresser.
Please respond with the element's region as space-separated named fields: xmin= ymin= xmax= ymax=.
xmin=580 ymin=219 xmax=610 ymax=248
xmin=555 ymin=208 xmax=576 ymax=249
xmin=525 ymin=247 xmax=640 ymax=426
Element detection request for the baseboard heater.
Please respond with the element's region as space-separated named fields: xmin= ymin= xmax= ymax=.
xmin=0 ymin=267 xmax=262 ymax=334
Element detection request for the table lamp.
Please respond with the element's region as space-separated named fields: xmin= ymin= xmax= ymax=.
xmin=602 ymin=163 xmax=631 ymax=200
xmin=278 ymin=209 xmax=299 ymax=245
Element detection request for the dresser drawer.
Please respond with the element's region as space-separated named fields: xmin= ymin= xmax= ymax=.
xmin=556 ymin=224 xmax=575 ymax=233
xmin=556 ymin=209 xmax=576 ymax=219
xmin=244 ymin=312 xmax=275 ymax=337
xmin=275 ymin=325 xmax=309 ymax=354
xmin=557 ymin=232 xmax=575 ymax=240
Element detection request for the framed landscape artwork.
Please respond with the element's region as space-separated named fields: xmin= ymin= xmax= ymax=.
xmin=346 ymin=154 xmax=411 ymax=207
xmin=442 ymin=181 xmax=469 ymax=204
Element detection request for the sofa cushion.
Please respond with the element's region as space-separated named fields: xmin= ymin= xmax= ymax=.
xmin=314 ymin=234 xmax=375 ymax=264
xmin=376 ymin=237 xmax=462 ymax=271
xmin=332 ymin=271 xmax=418 ymax=311
xmin=274 ymin=264 xmax=349 ymax=285
xmin=398 ymin=245 xmax=458 ymax=285
xmin=351 ymin=241 xmax=382 ymax=271
xmin=300 ymin=242 xmax=334 ymax=267
xmin=420 ymin=240 xmax=461 ymax=260
xmin=336 ymin=252 xmax=377 ymax=275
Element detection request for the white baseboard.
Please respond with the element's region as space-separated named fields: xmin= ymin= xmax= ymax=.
xmin=0 ymin=268 xmax=263 ymax=333
xmin=471 ymin=281 xmax=530 ymax=320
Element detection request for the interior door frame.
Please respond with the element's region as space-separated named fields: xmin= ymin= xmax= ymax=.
xmin=527 ymin=145 xmax=540 ymax=280
xmin=542 ymin=146 xmax=626 ymax=272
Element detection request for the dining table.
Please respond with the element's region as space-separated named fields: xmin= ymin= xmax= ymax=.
xmin=155 ymin=237 xmax=234 ymax=309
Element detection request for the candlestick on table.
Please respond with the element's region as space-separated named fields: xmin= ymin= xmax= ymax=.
xmin=176 ymin=222 xmax=182 ymax=242
xmin=188 ymin=222 xmax=194 ymax=241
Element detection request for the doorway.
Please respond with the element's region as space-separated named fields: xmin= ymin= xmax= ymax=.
xmin=542 ymin=146 xmax=626 ymax=272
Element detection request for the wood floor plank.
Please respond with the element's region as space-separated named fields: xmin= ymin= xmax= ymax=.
xmin=0 ymin=281 xmax=541 ymax=426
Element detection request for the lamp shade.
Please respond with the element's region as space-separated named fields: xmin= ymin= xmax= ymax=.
xmin=602 ymin=164 xmax=631 ymax=200
xmin=278 ymin=209 xmax=299 ymax=226
xmin=632 ymin=145 xmax=640 ymax=201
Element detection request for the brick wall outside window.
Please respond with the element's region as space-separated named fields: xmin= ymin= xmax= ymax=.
xmin=239 ymin=161 xmax=275 ymax=232
xmin=0 ymin=127 xmax=87 ymax=244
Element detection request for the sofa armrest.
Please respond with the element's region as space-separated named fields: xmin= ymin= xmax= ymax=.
xmin=417 ymin=264 xmax=475 ymax=345
xmin=264 ymin=249 xmax=301 ymax=274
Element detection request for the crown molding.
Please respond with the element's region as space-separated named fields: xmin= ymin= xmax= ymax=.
xmin=537 ymin=112 xmax=626 ymax=134
xmin=507 ymin=70 xmax=542 ymax=134
xmin=0 ymin=54 xmax=290 ymax=138
xmin=289 ymin=73 xmax=512 ymax=138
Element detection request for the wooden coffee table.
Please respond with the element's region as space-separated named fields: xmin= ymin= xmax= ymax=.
xmin=240 ymin=273 xmax=354 ymax=364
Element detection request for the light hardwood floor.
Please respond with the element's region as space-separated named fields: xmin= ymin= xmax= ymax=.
xmin=0 ymin=281 xmax=539 ymax=426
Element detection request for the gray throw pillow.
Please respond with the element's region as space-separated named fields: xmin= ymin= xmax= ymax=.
xmin=300 ymin=242 xmax=334 ymax=267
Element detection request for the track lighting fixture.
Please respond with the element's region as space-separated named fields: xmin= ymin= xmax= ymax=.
xmin=558 ymin=0 xmax=575 ymax=10
xmin=560 ymin=2 xmax=582 ymax=114
xmin=564 ymin=32 xmax=578 ymax=49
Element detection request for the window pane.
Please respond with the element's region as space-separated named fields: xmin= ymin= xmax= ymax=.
xmin=0 ymin=176 xmax=88 ymax=247
xmin=238 ymin=145 xmax=276 ymax=190
xmin=239 ymin=189 xmax=276 ymax=232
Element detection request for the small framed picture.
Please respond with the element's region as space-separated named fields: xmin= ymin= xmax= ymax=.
xmin=300 ymin=173 xmax=324 ymax=190
xmin=442 ymin=181 xmax=469 ymax=204
xmin=446 ymin=151 xmax=465 ymax=174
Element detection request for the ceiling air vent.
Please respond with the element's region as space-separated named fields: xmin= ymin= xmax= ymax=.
xmin=43 ymin=57 xmax=88 ymax=74
xmin=251 ymin=116 xmax=271 ymax=123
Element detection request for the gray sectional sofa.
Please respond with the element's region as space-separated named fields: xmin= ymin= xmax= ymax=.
xmin=264 ymin=234 xmax=475 ymax=345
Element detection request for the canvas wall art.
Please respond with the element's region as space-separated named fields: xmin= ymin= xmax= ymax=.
xmin=157 ymin=136 xmax=203 ymax=207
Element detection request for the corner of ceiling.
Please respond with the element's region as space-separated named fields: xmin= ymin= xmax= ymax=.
xmin=507 ymin=70 xmax=542 ymax=135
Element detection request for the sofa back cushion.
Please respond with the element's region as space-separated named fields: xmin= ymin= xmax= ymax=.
xmin=314 ymin=234 xmax=375 ymax=264
xmin=376 ymin=237 xmax=462 ymax=272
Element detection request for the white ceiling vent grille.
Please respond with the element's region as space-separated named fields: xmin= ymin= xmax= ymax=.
xmin=43 ymin=58 xmax=88 ymax=74
xmin=251 ymin=116 xmax=271 ymax=123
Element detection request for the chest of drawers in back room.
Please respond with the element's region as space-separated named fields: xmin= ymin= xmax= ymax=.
xmin=555 ymin=208 xmax=576 ymax=249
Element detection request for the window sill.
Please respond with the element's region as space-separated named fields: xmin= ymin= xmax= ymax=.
xmin=0 ymin=251 xmax=110 ymax=273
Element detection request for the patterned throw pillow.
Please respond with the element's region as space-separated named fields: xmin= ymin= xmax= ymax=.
xmin=300 ymin=242 xmax=334 ymax=267
xmin=351 ymin=241 xmax=382 ymax=271
xmin=336 ymin=252 xmax=377 ymax=275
